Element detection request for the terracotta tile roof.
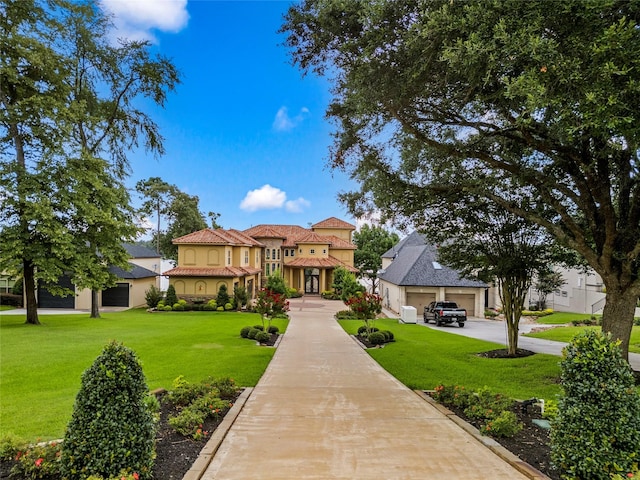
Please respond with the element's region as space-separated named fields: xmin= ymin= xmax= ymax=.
xmin=173 ymin=228 xmax=263 ymax=246
xmin=312 ymin=217 xmax=356 ymax=230
xmin=164 ymin=266 xmax=261 ymax=277
xmin=286 ymin=256 xmax=358 ymax=272
xmin=243 ymin=224 xmax=357 ymax=249
xmin=325 ymin=235 xmax=357 ymax=250
xmin=295 ymin=231 xmax=330 ymax=245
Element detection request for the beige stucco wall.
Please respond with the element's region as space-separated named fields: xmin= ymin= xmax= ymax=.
xmin=179 ymin=245 xmax=228 ymax=267
xmin=329 ymin=248 xmax=354 ymax=267
xmin=312 ymin=227 xmax=352 ymax=242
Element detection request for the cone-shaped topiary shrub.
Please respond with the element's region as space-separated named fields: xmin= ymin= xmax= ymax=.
xmin=61 ymin=341 xmax=156 ymax=480
xmin=551 ymin=330 xmax=640 ymax=479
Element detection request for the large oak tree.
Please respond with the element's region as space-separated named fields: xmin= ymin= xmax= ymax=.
xmin=1 ymin=0 xmax=179 ymax=323
xmin=283 ymin=0 xmax=640 ymax=359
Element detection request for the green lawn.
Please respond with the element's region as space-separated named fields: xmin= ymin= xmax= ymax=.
xmin=533 ymin=311 xmax=598 ymax=324
xmin=525 ymin=324 xmax=640 ymax=354
xmin=0 ymin=309 xmax=288 ymax=441
xmin=338 ymin=319 xmax=562 ymax=401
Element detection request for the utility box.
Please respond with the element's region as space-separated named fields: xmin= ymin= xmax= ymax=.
xmin=400 ymin=306 xmax=417 ymax=324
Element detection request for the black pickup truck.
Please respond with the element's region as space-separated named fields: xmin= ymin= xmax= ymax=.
xmin=423 ymin=301 xmax=467 ymax=327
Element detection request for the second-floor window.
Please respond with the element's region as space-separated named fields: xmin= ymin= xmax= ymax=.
xmin=272 ymin=249 xmax=276 ymax=260
xmin=244 ymin=250 xmax=249 ymax=264
xmin=291 ymin=249 xmax=295 ymax=257
xmin=227 ymin=251 xmax=231 ymax=265
xmin=285 ymin=250 xmax=289 ymax=257
xmin=310 ymin=249 xmax=315 ymax=255
xmin=266 ymin=249 xmax=270 ymax=260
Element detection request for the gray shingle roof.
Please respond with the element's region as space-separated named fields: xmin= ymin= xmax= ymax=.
xmin=379 ymin=232 xmax=487 ymax=288
xmin=109 ymin=263 xmax=157 ymax=280
xmin=123 ymin=243 xmax=161 ymax=259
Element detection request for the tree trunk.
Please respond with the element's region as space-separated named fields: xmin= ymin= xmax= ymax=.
xmin=23 ymin=259 xmax=40 ymax=325
xmin=90 ymin=289 xmax=101 ymax=318
xmin=601 ymin=288 xmax=637 ymax=362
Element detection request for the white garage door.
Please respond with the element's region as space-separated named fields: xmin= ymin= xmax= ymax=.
xmin=446 ymin=294 xmax=476 ymax=316
xmin=406 ymin=293 xmax=436 ymax=316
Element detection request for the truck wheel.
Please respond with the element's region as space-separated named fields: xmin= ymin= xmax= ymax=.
xmin=436 ymin=316 xmax=442 ymax=326
xmin=458 ymin=322 xmax=465 ymax=328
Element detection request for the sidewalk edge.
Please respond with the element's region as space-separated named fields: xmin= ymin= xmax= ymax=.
xmin=182 ymin=387 xmax=253 ymax=480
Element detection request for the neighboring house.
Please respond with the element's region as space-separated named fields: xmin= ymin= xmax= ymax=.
xmin=162 ymin=228 xmax=263 ymax=300
xmin=527 ymin=266 xmax=606 ymax=314
xmin=163 ymin=217 xmax=358 ymax=299
xmin=37 ymin=244 xmax=160 ymax=309
xmin=0 ymin=272 xmax=17 ymax=294
xmin=377 ymin=231 xmax=488 ymax=317
xmin=243 ymin=217 xmax=357 ymax=295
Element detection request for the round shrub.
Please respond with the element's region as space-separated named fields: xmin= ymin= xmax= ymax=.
xmin=357 ymin=325 xmax=368 ymax=335
xmin=368 ymin=331 xmax=386 ymax=346
xmin=247 ymin=328 xmax=260 ymax=339
xmin=207 ymin=299 xmax=217 ymax=308
xmin=61 ymin=341 xmax=155 ymax=480
xmin=551 ymin=330 xmax=640 ymax=479
xmin=216 ymin=306 xmax=224 ymax=311
xmin=224 ymin=302 xmax=233 ymax=310
xmin=178 ymin=299 xmax=187 ymax=306
xmin=163 ymin=305 xmax=172 ymax=311
xmin=268 ymin=325 xmax=279 ymax=334
xmin=203 ymin=304 xmax=215 ymax=311
xmin=253 ymin=325 xmax=264 ymax=331
xmin=157 ymin=301 xmax=165 ymax=308
xmin=382 ymin=330 xmax=394 ymax=341
xmin=240 ymin=326 xmax=252 ymax=338
xmin=254 ymin=331 xmax=271 ymax=344
xmin=172 ymin=303 xmax=184 ymax=311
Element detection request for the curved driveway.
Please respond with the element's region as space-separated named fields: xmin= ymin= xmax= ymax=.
xmin=201 ymin=297 xmax=534 ymax=480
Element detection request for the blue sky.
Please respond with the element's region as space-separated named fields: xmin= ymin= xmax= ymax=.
xmin=100 ymin=0 xmax=358 ymax=232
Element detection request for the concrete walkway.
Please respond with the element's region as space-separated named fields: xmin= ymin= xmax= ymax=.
xmin=200 ymin=297 xmax=537 ymax=480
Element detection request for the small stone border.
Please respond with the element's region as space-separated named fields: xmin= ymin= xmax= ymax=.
xmin=181 ymin=387 xmax=253 ymax=480
xmin=414 ymin=390 xmax=552 ymax=480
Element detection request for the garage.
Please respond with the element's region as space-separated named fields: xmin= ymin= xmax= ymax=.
xmin=406 ymin=292 xmax=436 ymax=315
xmin=102 ymin=282 xmax=130 ymax=307
xmin=446 ymin=293 xmax=476 ymax=316
xmin=38 ymin=276 xmax=75 ymax=308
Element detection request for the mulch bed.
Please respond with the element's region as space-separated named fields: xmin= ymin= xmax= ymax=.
xmin=0 ymin=392 xmax=241 ymax=480
xmin=430 ymin=347 xmax=559 ymax=480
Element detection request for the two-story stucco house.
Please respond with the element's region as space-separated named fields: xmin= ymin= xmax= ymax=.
xmin=164 ymin=217 xmax=358 ymax=299
xmin=162 ymin=229 xmax=263 ymax=300
xmin=244 ymin=217 xmax=357 ymax=295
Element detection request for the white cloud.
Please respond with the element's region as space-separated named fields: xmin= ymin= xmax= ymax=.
xmin=272 ymin=106 xmax=310 ymax=132
xmin=285 ymin=197 xmax=311 ymax=213
xmin=240 ymin=184 xmax=287 ymax=212
xmin=239 ymin=185 xmax=310 ymax=213
xmin=100 ymin=0 xmax=189 ymax=43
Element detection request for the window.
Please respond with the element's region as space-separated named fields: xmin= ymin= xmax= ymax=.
xmin=432 ymin=261 xmax=443 ymax=270
xmin=266 ymin=264 xmax=270 ymax=276
xmin=323 ymin=249 xmax=327 ymax=254
xmin=285 ymin=250 xmax=289 ymax=257
xmin=272 ymin=249 xmax=276 ymax=260
xmin=244 ymin=250 xmax=249 ymax=265
xmin=272 ymin=263 xmax=276 ymax=274
xmin=227 ymin=250 xmax=231 ymax=265
xmin=277 ymin=249 xmax=280 ymax=260
xmin=266 ymin=249 xmax=270 ymax=260
xmin=291 ymin=249 xmax=295 ymax=257
xmin=310 ymin=249 xmax=315 ymax=255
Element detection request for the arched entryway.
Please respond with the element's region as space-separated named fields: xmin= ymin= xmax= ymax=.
xmin=304 ymin=268 xmax=320 ymax=294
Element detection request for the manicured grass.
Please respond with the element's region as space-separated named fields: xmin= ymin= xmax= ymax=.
xmin=0 ymin=305 xmax=16 ymax=311
xmin=0 ymin=309 xmax=288 ymax=441
xmin=339 ymin=319 xmax=562 ymax=401
xmin=525 ymin=325 xmax=640 ymax=354
xmin=533 ymin=311 xmax=597 ymax=324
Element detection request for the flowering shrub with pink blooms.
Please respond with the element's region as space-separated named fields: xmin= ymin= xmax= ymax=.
xmin=345 ymin=292 xmax=382 ymax=335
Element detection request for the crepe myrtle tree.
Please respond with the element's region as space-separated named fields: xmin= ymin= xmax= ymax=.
xmin=254 ymin=288 xmax=290 ymax=333
xmin=345 ymin=292 xmax=382 ymax=336
xmin=282 ymin=0 xmax=640 ymax=360
xmin=427 ymin=198 xmax=576 ymax=356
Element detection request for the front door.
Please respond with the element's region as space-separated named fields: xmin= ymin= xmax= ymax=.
xmin=304 ymin=268 xmax=320 ymax=294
